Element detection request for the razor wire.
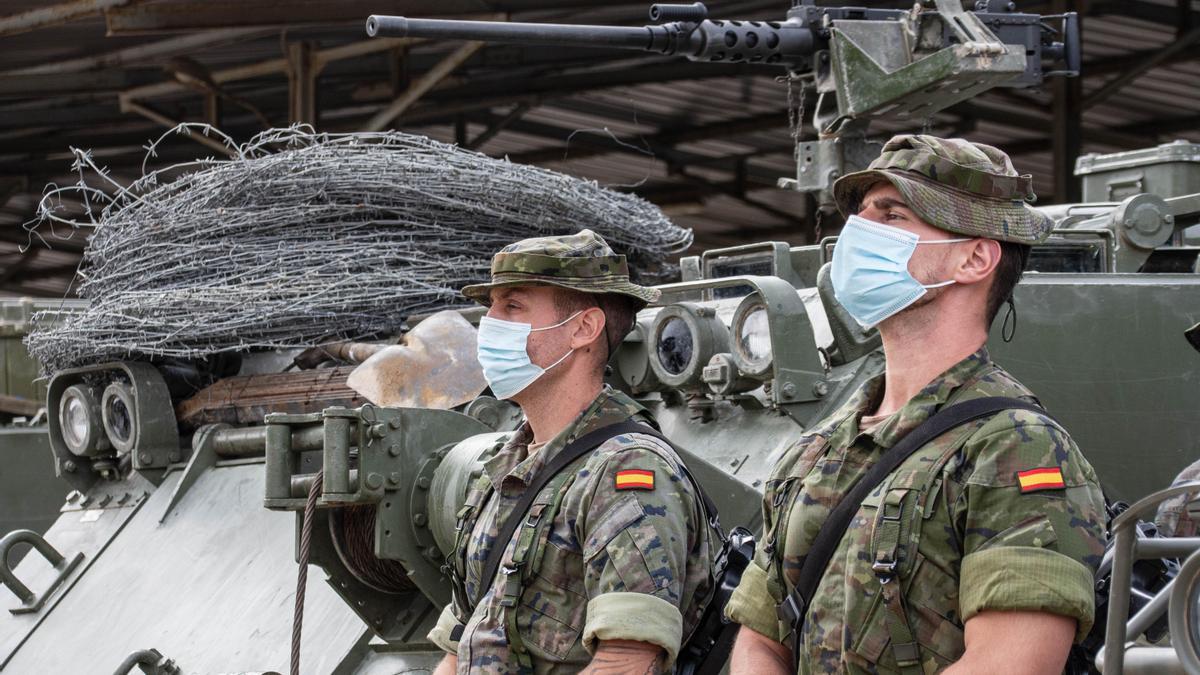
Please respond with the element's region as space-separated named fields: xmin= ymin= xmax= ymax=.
xmin=24 ymin=125 xmax=693 ymax=373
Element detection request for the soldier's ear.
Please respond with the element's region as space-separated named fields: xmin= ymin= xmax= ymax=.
xmin=570 ymin=306 xmax=607 ymax=351
xmin=956 ymin=238 xmax=1002 ymax=286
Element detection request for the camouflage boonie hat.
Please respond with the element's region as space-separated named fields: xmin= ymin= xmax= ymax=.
xmin=832 ymin=134 xmax=1054 ymax=244
xmin=461 ymin=229 xmax=661 ymax=307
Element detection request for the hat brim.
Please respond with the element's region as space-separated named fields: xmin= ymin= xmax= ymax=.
xmin=833 ymin=169 xmax=1053 ymax=244
xmin=462 ymin=276 xmax=660 ymax=308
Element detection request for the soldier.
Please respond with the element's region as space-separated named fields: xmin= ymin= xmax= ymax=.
xmin=1155 ymin=458 xmax=1200 ymax=538
xmin=725 ymin=135 xmax=1107 ymax=674
xmin=427 ymin=230 xmax=716 ymax=674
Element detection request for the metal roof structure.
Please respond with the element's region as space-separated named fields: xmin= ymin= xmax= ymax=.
xmin=0 ymin=0 xmax=1196 ymax=298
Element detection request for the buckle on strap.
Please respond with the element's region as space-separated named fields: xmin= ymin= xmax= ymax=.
xmin=777 ymin=591 xmax=807 ymax=626
xmin=871 ymin=557 xmax=898 ymax=581
xmin=500 ymin=563 xmax=524 ymax=607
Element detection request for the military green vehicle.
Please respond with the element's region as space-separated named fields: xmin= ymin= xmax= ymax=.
xmin=1 ymin=3 xmax=1198 ymax=674
xmin=0 ymin=298 xmax=87 ymax=561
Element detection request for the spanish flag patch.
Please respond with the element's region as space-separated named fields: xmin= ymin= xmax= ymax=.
xmin=1016 ymin=467 xmax=1066 ymax=493
xmin=615 ymin=469 xmax=655 ymax=491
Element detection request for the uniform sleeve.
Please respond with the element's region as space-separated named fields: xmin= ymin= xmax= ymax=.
xmin=576 ymin=443 xmax=705 ymax=668
xmin=427 ymin=603 xmax=462 ymax=655
xmin=955 ymin=412 xmax=1107 ymax=641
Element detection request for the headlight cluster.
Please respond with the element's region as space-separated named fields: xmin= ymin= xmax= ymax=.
xmin=56 ymin=379 xmax=137 ymax=458
xmin=644 ymin=295 xmax=775 ymax=395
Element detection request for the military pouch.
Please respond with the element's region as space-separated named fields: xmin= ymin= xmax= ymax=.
xmin=776 ymin=396 xmax=1052 ymax=672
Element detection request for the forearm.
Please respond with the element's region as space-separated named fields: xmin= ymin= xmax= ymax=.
xmin=944 ymin=610 xmax=1074 ymax=675
xmin=581 ymin=639 xmax=665 ymax=675
xmin=730 ymin=625 xmax=791 ymax=675
xmin=432 ymin=653 xmax=457 ymax=675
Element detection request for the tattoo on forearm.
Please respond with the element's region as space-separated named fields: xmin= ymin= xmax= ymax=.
xmin=584 ymin=644 xmax=664 ymax=675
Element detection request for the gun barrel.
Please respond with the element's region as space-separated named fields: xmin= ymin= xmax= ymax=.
xmin=366 ymin=15 xmax=654 ymax=51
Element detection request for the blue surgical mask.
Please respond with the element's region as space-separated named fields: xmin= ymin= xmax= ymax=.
xmin=476 ymin=311 xmax=582 ymax=399
xmin=831 ymin=215 xmax=970 ymax=328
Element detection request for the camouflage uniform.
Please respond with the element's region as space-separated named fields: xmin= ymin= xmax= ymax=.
xmin=1155 ymin=458 xmax=1200 ymax=538
xmin=725 ymin=136 xmax=1107 ymax=673
xmin=429 ymin=230 xmax=714 ymax=673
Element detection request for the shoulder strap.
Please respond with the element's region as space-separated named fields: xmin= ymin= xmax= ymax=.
xmin=777 ymin=396 xmax=1051 ymax=647
xmin=475 ymin=419 xmax=714 ymax=609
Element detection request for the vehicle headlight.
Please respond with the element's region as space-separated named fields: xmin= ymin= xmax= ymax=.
xmin=58 ymin=384 xmax=106 ymax=456
xmin=730 ymin=296 xmax=774 ymax=378
xmin=101 ymin=381 xmax=137 ymax=453
xmin=648 ymin=303 xmax=730 ymax=388
xmin=655 ymin=316 xmax=694 ymax=376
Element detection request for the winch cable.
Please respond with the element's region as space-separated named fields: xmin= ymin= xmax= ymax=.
xmin=291 ymin=471 xmax=323 ymax=675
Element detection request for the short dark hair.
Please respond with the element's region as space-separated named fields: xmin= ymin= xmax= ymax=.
xmin=552 ymin=289 xmax=639 ymax=364
xmin=986 ymin=241 xmax=1032 ymax=325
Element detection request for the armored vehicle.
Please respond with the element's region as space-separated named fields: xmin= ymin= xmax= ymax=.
xmin=0 ymin=298 xmax=87 ymax=561
xmin=1 ymin=3 xmax=1198 ymax=674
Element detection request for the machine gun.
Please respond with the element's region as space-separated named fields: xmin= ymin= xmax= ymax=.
xmin=366 ymin=1 xmax=1080 ymax=208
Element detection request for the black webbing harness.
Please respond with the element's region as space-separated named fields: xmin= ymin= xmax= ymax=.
xmin=450 ymin=419 xmax=743 ymax=673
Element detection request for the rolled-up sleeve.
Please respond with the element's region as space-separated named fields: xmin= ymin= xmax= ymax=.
xmin=725 ymin=559 xmax=783 ymax=641
xmin=577 ymin=445 xmax=706 ymax=667
xmin=583 ymin=592 xmax=683 ymax=664
xmin=961 ymin=546 xmax=1096 ymax=640
xmin=958 ymin=412 xmax=1107 ymax=641
xmin=426 ymin=603 xmax=462 ymax=655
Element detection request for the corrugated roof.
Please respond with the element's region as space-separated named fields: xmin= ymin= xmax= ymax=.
xmin=0 ymin=0 xmax=1196 ymax=296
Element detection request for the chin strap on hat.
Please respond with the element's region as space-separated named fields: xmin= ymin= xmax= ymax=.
xmin=1001 ymin=296 xmax=1017 ymax=343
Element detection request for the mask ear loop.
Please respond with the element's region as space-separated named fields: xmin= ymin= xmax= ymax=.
xmin=1001 ymin=296 xmax=1017 ymax=343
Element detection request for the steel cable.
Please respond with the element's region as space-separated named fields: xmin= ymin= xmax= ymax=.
xmin=292 ymin=470 xmax=323 ymax=675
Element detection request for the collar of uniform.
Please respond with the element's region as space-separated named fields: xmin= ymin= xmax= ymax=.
xmin=483 ymin=385 xmax=649 ymax=489
xmin=840 ymin=346 xmax=992 ymax=450
xmin=483 ymin=423 xmax=534 ymax=490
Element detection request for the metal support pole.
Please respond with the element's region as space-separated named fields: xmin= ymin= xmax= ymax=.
xmin=1052 ymin=0 xmax=1083 ymax=204
xmin=203 ymin=92 xmax=221 ymax=127
xmin=287 ymin=41 xmax=319 ymax=126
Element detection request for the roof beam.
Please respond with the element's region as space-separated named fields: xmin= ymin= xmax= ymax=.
xmin=363 ymin=40 xmax=485 ymax=131
xmin=119 ymin=36 xmax=422 ymax=104
xmin=118 ymin=99 xmax=239 ymax=157
xmin=1084 ymin=47 xmax=1197 ymax=78
xmin=507 ymin=108 xmax=791 ymax=164
xmin=465 ymin=101 xmax=534 ymax=150
xmin=0 ymin=71 xmax=156 ymax=97
xmin=0 ymin=0 xmax=134 ymax=38
xmin=1089 ymin=0 xmax=1200 ymax=27
xmin=486 ymin=114 xmax=789 ymax=188
xmin=2 ymin=28 xmax=269 ymax=76
xmin=103 ymin=0 xmax=608 ymax=34
xmin=1082 ymin=26 xmax=1200 ymax=110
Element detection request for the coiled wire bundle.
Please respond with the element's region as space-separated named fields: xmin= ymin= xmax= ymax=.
xmin=25 ymin=125 xmax=692 ymax=373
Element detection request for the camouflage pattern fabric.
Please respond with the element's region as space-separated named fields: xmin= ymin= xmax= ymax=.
xmin=832 ymin=135 xmax=1054 ymax=245
xmin=725 ymin=348 xmax=1107 ymax=674
xmin=1155 ymin=458 xmax=1200 ymax=538
xmin=461 ymin=229 xmax=661 ymax=307
xmin=428 ymin=385 xmax=715 ymax=673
